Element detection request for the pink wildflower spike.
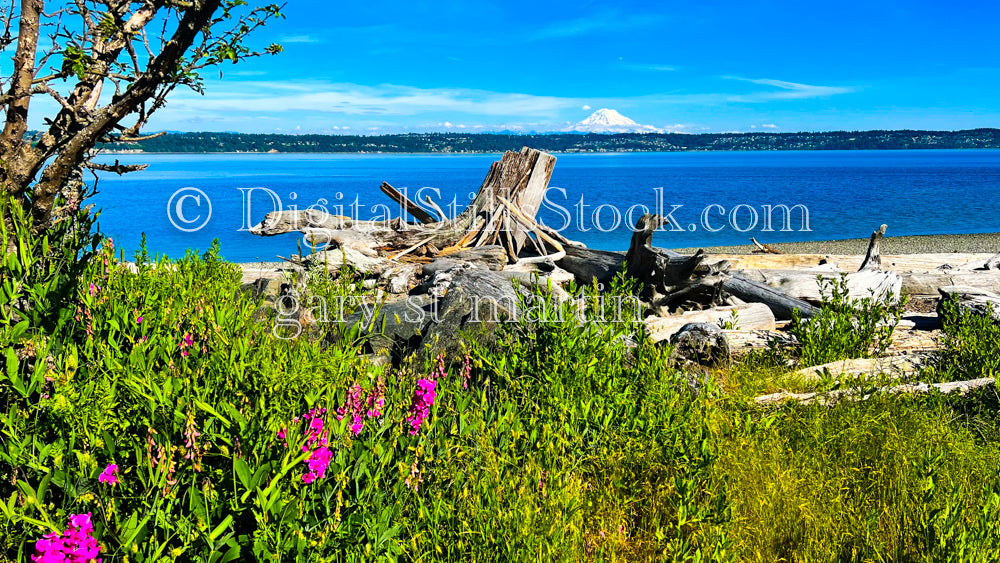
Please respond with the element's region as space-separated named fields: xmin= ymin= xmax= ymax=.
xmin=136 ymin=316 xmax=143 ymax=324
xmin=406 ymin=379 xmax=437 ymax=435
xmin=98 ymin=464 xmax=119 ymax=486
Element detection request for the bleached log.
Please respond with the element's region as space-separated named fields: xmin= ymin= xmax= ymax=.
xmin=900 ymin=271 xmax=1000 ymax=296
xmin=788 ymin=356 xmax=921 ymax=385
xmin=645 ymin=303 xmax=776 ymax=343
xmin=755 ymin=377 xmax=995 ymax=406
xmin=724 ymin=329 xmax=797 ymax=354
xmin=937 ymin=285 xmax=1000 ymax=324
xmin=982 ymin=252 xmax=1000 ymax=271
xmin=733 ymin=269 xmax=902 ymax=304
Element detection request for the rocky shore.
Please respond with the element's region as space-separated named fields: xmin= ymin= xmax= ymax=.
xmin=671 ymin=232 xmax=1000 ymax=256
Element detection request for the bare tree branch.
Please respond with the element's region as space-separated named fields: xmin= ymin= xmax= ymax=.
xmin=85 ymin=160 xmax=149 ymax=174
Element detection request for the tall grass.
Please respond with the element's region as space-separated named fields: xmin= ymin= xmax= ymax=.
xmin=4 ymin=236 xmax=1000 ymax=561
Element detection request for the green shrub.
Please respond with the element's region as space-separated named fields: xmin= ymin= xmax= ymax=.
xmin=788 ymin=275 xmax=905 ymax=367
xmin=935 ymin=298 xmax=1000 ymax=380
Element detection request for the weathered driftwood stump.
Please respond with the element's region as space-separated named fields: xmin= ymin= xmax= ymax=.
xmin=250 ymin=147 xmax=558 ymax=265
xmin=858 ymin=224 xmax=887 ymax=272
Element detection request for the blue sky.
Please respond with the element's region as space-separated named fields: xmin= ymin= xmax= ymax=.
xmin=152 ymin=0 xmax=1000 ymax=134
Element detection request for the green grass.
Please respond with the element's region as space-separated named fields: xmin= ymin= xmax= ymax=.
xmin=4 ymin=228 xmax=1000 ymax=561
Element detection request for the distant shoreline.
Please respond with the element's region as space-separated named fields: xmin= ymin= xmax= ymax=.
xmin=97 ymin=129 xmax=1000 ymax=154
xmin=101 ymin=147 xmax=1000 ymax=156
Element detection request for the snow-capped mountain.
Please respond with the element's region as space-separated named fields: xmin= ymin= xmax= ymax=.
xmin=566 ymin=109 xmax=662 ymax=133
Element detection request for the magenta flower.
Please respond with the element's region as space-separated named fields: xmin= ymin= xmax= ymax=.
xmin=98 ymin=464 xmax=119 ymax=486
xmin=178 ymin=332 xmax=194 ymax=356
xmin=336 ymin=381 xmax=385 ymax=435
xmin=303 ymin=445 xmax=332 ymax=483
xmin=136 ymin=316 xmax=143 ymax=324
xmin=280 ymin=407 xmax=332 ymax=485
xmin=31 ymin=512 xmax=101 ymax=563
xmin=406 ymin=379 xmax=437 ymax=435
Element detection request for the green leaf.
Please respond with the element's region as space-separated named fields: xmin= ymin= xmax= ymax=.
xmin=194 ymin=399 xmax=231 ymax=426
xmin=208 ymin=515 xmax=234 ymax=542
xmin=218 ymin=544 xmax=242 ymax=563
xmin=234 ymin=458 xmax=251 ymax=491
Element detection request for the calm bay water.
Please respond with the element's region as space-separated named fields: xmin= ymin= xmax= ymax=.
xmin=91 ymin=150 xmax=1000 ymax=262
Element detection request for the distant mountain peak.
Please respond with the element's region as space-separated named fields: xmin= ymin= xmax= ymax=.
xmin=579 ymin=108 xmax=639 ymax=127
xmin=568 ymin=109 xmax=662 ymax=133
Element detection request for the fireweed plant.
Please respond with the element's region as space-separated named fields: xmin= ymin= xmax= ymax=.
xmin=4 ymin=227 xmax=1000 ymax=561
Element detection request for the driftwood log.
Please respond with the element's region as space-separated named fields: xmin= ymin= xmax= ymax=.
xmin=900 ymin=271 xmax=1000 ymax=297
xmin=755 ymin=377 xmax=995 ymax=406
xmin=750 ymin=237 xmax=783 ymax=254
xmin=787 ymin=356 xmax=921 ymax=385
xmin=732 ymin=269 xmax=902 ymax=304
xmin=556 ymin=246 xmax=625 ymax=286
xmin=720 ymin=275 xmax=820 ymax=319
xmin=981 ymin=252 xmax=1000 ymax=271
xmin=645 ymin=303 xmax=776 ymax=343
xmin=937 ymin=285 xmax=1000 ymax=324
xmin=380 ymin=182 xmax=437 ymax=224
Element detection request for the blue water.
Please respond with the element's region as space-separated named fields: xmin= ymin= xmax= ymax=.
xmin=90 ymin=150 xmax=1000 ymax=262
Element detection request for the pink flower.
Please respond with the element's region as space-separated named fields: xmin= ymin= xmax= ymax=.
xmin=335 ymin=381 xmax=385 ymax=435
xmin=98 ymin=464 xmax=118 ymax=486
xmin=178 ymin=332 xmax=194 ymax=356
xmin=280 ymin=407 xmax=332 ymax=485
xmin=406 ymin=379 xmax=437 ymax=435
xmin=136 ymin=316 xmax=143 ymax=324
xmin=31 ymin=512 xmax=101 ymax=562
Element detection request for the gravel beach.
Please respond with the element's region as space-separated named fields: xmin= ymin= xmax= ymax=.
xmin=669 ymin=232 xmax=1000 ymax=256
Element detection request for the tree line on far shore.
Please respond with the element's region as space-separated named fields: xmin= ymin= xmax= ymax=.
xmin=98 ymin=128 xmax=1000 ymax=153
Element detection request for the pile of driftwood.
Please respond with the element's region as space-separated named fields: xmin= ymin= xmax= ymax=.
xmin=247 ymin=147 xmax=1000 ymax=403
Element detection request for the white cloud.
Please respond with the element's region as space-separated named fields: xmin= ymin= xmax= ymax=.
xmin=167 ymin=81 xmax=586 ymax=117
xmin=762 ymin=123 xmax=779 ymax=129
xmin=624 ymin=63 xmax=677 ymax=72
xmin=530 ymin=11 xmax=668 ymax=40
xmin=722 ymin=76 xmax=855 ymax=101
xmin=279 ymin=35 xmax=322 ymax=44
xmin=581 ymin=104 xmax=592 ymax=111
